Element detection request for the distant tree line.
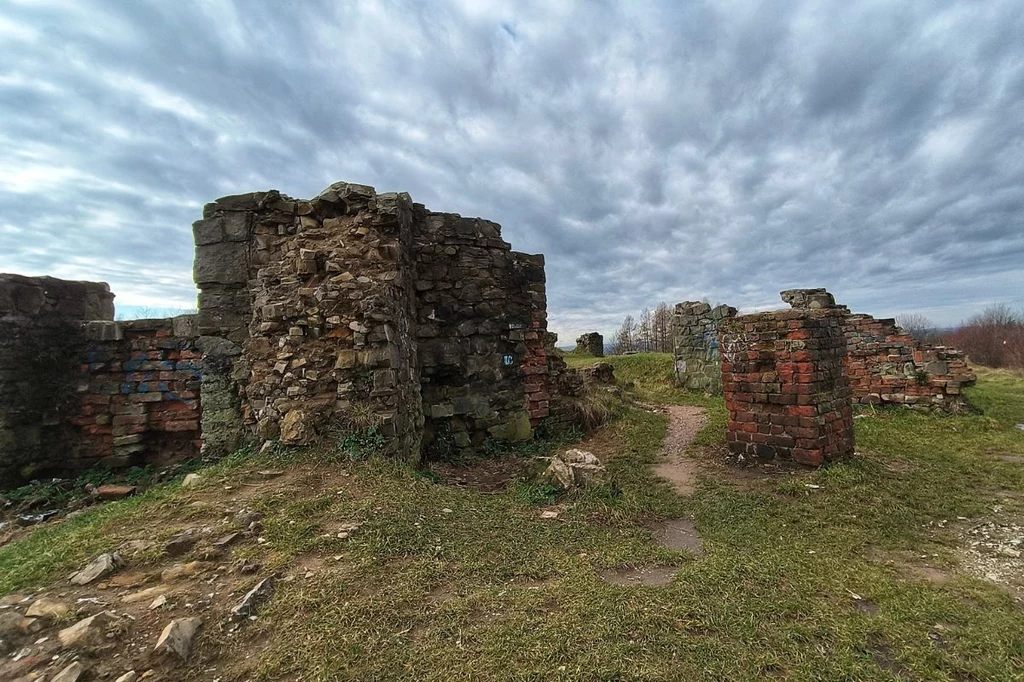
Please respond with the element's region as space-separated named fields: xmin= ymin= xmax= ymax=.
xmin=610 ymin=302 xmax=674 ymax=355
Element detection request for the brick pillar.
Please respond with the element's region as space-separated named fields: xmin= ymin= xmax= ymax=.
xmin=719 ymin=309 xmax=853 ymax=466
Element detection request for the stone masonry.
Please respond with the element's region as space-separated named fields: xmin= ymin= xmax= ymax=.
xmin=719 ymin=294 xmax=854 ymax=467
xmin=194 ymin=184 xmax=424 ymax=460
xmin=0 ymin=275 xmax=114 ymax=485
xmin=575 ymin=332 xmax=604 ymax=357
xmin=193 ymin=181 xmax=579 ymax=462
xmin=0 ymin=182 xmax=581 ymax=486
xmin=671 ymin=301 xmax=737 ymax=393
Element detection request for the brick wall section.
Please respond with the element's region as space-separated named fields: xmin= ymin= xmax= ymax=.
xmin=72 ymin=317 xmax=202 ymax=471
xmin=720 ymin=308 xmax=854 ymax=467
xmin=544 ymin=334 xmax=586 ymax=433
xmin=515 ymin=254 xmax=552 ymax=428
xmin=672 ymin=301 xmax=737 ymax=394
xmin=844 ymin=314 xmax=975 ymax=412
xmin=779 ymin=288 xmax=976 ymax=412
xmin=0 ymin=275 xmax=114 ymax=486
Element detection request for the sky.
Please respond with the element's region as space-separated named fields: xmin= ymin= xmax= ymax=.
xmin=1 ymin=0 xmax=1022 ymax=341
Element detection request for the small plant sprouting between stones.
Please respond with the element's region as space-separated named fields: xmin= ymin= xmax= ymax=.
xmin=336 ymin=427 xmax=387 ymax=461
xmin=329 ymin=400 xmax=387 ymax=461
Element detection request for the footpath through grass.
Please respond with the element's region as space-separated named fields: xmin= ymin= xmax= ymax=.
xmin=0 ymin=354 xmax=1022 ymax=680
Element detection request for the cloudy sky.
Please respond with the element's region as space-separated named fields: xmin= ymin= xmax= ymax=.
xmin=1 ymin=0 xmax=1022 ymax=340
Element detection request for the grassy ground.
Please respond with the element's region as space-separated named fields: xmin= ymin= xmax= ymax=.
xmin=1 ymin=355 xmax=1023 ymax=680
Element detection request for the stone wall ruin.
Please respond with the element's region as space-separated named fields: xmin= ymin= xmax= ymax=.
xmin=0 ymin=181 xmax=582 ymax=486
xmin=720 ymin=297 xmax=855 ymax=467
xmin=575 ymin=332 xmax=604 ymax=357
xmin=192 ymin=181 xmax=579 ymax=463
xmin=671 ymin=301 xmax=737 ymax=393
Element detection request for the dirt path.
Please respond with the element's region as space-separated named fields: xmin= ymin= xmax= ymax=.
xmin=652 ymin=405 xmax=707 ymax=495
xmin=601 ymin=405 xmax=707 ymax=586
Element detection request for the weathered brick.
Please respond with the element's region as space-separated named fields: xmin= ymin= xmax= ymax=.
xmin=720 ymin=300 xmax=854 ymax=467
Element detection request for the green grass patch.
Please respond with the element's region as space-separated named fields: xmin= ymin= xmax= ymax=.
xmin=3 ymin=365 xmax=1024 ymax=680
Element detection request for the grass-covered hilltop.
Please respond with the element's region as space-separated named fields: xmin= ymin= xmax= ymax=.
xmin=1 ymin=353 xmax=1023 ymax=681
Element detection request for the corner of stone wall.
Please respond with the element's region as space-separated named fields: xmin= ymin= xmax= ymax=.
xmin=192 ymin=192 xmax=262 ymax=457
xmin=412 ymin=212 xmax=537 ymax=458
xmin=226 ymin=183 xmax=423 ymax=461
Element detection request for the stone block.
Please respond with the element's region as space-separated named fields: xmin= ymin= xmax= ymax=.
xmin=194 ymin=242 xmax=248 ymax=285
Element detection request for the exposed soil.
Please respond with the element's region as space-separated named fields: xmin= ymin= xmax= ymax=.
xmin=597 ymin=566 xmax=678 ymax=587
xmin=866 ymin=634 xmax=912 ymax=678
xmin=649 ymin=518 xmax=703 ymax=555
xmin=853 ymin=597 xmax=880 ymax=615
xmin=652 ymin=405 xmax=706 ymax=495
xmin=599 ymin=406 xmax=707 ymax=586
xmin=866 ymin=547 xmax=955 ymax=586
xmin=0 ymin=461 xmax=362 ymax=682
xmin=429 ymin=456 xmax=538 ymax=493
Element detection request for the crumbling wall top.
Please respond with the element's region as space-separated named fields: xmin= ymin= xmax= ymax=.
xmin=0 ymin=273 xmax=115 ymax=321
xmin=780 ymin=288 xmax=843 ymax=311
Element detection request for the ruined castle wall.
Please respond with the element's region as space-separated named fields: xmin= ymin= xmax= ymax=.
xmin=411 ymin=210 xmax=540 ymax=456
xmin=672 ymin=301 xmax=737 ymax=393
xmin=575 ymin=332 xmax=604 ymax=357
xmin=195 ymin=183 xmax=424 ymax=460
xmin=69 ymin=317 xmax=202 ymax=474
xmin=720 ymin=307 xmax=854 ymax=467
xmin=1 ymin=276 xmax=200 ymax=486
xmin=844 ymin=315 xmax=975 ymax=412
xmin=779 ymin=289 xmax=976 ymax=413
xmin=192 ymin=182 xmax=569 ymax=461
xmin=0 ymin=275 xmax=114 ymax=486
xmin=3 ymin=181 xmax=571 ymax=481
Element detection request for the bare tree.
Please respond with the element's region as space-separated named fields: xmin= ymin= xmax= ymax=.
xmin=896 ymin=313 xmax=935 ymax=341
xmin=612 ymin=315 xmax=637 ymax=354
xmin=948 ymin=304 xmax=1024 ymax=368
xmin=638 ymin=307 xmax=653 ymax=352
xmin=653 ymin=302 xmax=672 ymax=353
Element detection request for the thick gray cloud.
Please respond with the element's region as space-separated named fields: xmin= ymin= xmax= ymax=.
xmin=1 ymin=0 xmax=1021 ymax=336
